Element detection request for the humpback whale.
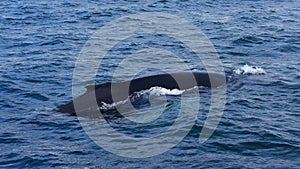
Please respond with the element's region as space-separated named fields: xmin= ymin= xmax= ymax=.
xmin=58 ymin=72 xmax=226 ymax=116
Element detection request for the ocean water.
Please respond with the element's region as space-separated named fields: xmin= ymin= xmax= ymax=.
xmin=0 ymin=0 xmax=300 ymax=168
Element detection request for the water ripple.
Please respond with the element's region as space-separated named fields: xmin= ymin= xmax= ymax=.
xmin=0 ymin=0 xmax=299 ymax=168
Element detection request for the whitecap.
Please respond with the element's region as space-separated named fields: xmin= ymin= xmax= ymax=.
xmin=234 ymin=64 xmax=266 ymax=75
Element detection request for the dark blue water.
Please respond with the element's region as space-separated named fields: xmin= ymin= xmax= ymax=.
xmin=1 ymin=0 xmax=300 ymax=168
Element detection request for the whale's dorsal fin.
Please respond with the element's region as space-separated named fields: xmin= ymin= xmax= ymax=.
xmin=85 ymin=85 xmax=95 ymax=92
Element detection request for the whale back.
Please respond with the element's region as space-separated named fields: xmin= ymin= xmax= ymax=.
xmin=58 ymin=72 xmax=227 ymax=115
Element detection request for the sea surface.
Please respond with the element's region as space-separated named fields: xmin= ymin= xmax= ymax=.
xmin=0 ymin=0 xmax=299 ymax=168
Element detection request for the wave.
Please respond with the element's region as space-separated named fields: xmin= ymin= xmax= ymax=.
xmin=234 ymin=64 xmax=266 ymax=75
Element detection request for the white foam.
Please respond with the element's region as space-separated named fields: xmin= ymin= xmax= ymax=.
xmin=234 ymin=64 xmax=266 ymax=75
xmin=100 ymin=99 xmax=129 ymax=110
xmin=99 ymin=86 xmax=185 ymax=109
xmin=148 ymin=86 xmax=184 ymax=96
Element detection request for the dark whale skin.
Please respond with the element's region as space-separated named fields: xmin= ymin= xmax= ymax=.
xmin=58 ymin=72 xmax=226 ymax=115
